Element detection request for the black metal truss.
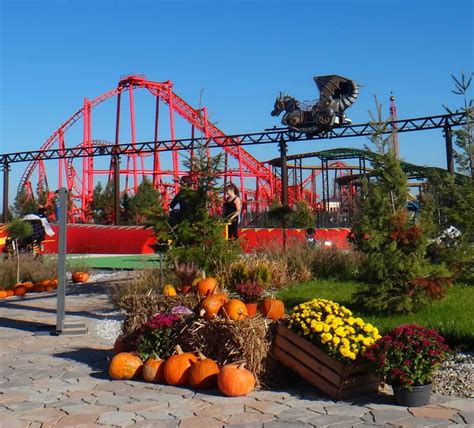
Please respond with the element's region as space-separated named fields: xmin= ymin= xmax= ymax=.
xmin=0 ymin=111 xmax=468 ymax=167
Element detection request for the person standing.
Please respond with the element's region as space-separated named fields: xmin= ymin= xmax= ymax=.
xmin=169 ymin=175 xmax=193 ymax=225
xmin=223 ymin=183 xmax=241 ymax=240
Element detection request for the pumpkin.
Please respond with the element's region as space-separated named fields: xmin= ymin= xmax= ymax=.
xmin=108 ymin=352 xmax=143 ymax=380
xmin=21 ymin=281 xmax=34 ymax=289
xmin=189 ymin=352 xmax=220 ymax=389
xmin=45 ymin=284 xmax=56 ymax=292
xmin=32 ymin=283 xmax=45 ymax=293
xmin=40 ymin=280 xmax=51 ymax=287
xmin=0 ymin=290 xmax=7 ymax=299
xmin=6 ymin=289 xmax=14 ymax=297
xmin=72 ymin=272 xmax=90 ymax=283
xmin=221 ymin=299 xmax=248 ymax=321
xmin=163 ymin=284 xmax=177 ymax=296
xmin=142 ymin=355 xmax=165 ymax=383
xmin=14 ymin=285 xmax=27 ymax=296
xmin=163 ymin=345 xmax=198 ymax=385
xmin=217 ymin=363 xmax=255 ymax=397
xmin=260 ymin=298 xmax=285 ymax=320
xmin=197 ymin=277 xmax=218 ymax=296
xmin=200 ymin=294 xmax=228 ymax=320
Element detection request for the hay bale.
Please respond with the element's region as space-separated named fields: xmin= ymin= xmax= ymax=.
xmin=175 ymin=316 xmax=281 ymax=388
xmin=118 ymin=293 xmax=283 ymax=388
xmin=117 ymin=293 xmax=201 ymax=337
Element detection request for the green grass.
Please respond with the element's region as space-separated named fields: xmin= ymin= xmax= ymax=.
xmin=44 ymin=254 xmax=164 ymax=270
xmin=276 ymin=280 xmax=474 ymax=350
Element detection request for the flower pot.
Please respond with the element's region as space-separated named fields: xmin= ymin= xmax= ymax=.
xmin=245 ymin=302 xmax=258 ymax=317
xmin=393 ymin=384 xmax=431 ymax=407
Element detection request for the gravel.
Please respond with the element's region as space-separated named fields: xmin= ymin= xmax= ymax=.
xmin=433 ymin=352 xmax=474 ymax=399
xmin=95 ymin=316 xmax=123 ymax=343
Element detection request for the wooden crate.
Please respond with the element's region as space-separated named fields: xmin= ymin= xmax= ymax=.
xmin=272 ymin=324 xmax=379 ymax=400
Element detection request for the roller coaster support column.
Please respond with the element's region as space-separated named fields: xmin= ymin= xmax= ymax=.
xmin=444 ymin=123 xmax=454 ymax=174
xmin=113 ymin=90 xmax=122 ymax=225
xmin=2 ymin=162 xmax=9 ymax=223
xmin=279 ymin=137 xmax=288 ymax=206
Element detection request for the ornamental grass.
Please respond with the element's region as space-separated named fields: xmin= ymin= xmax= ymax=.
xmin=288 ymin=298 xmax=381 ymax=362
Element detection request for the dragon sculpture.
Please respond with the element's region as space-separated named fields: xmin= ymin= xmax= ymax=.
xmin=271 ymin=75 xmax=359 ymax=136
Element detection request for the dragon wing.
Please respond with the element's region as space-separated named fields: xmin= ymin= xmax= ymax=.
xmin=313 ymin=75 xmax=359 ymax=111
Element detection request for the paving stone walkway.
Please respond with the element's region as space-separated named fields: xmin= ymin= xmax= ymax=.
xmin=1 ymin=274 xmax=472 ymax=427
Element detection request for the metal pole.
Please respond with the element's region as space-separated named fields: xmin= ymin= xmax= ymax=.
xmin=2 ymin=163 xmax=9 ymax=223
xmin=444 ymin=124 xmax=454 ymax=174
xmin=279 ymin=138 xmax=288 ymax=206
xmin=56 ymin=188 xmax=67 ymax=334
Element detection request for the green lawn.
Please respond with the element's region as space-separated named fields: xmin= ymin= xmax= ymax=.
xmin=44 ymin=254 xmax=164 ymax=270
xmin=276 ymin=280 xmax=474 ymax=350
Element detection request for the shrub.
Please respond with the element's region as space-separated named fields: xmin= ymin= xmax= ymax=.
xmin=236 ymin=281 xmax=265 ymax=303
xmin=364 ymin=324 xmax=451 ymax=390
xmin=310 ymin=247 xmax=365 ymax=281
xmin=221 ymin=254 xmax=290 ymax=290
xmin=137 ymin=313 xmax=182 ymax=361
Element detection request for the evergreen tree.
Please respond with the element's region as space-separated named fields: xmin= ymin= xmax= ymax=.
xmin=149 ymin=144 xmax=240 ymax=274
xmin=90 ymin=181 xmax=114 ymax=224
xmin=350 ymin=99 xmax=437 ymax=313
xmin=120 ymin=192 xmax=134 ymax=225
xmin=128 ymin=177 xmax=162 ymax=225
xmin=444 ymin=72 xmax=474 ymax=178
xmin=14 ymin=188 xmax=39 ymax=217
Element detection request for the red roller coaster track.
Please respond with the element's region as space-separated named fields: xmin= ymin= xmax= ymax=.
xmin=19 ymin=75 xmax=350 ymax=222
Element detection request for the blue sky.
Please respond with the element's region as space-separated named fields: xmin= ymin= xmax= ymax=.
xmin=0 ymin=0 xmax=473 ymax=202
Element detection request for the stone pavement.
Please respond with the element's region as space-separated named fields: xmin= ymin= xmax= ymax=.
xmin=0 ymin=275 xmax=472 ymax=428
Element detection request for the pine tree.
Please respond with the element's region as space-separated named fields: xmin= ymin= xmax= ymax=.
xmin=148 ymin=144 xmax=240 ymax=274
xmin=350 ymin=99 xmax=435 ymax=313
xmin=128 ymin=177 xmax=162 ymax=225
xmin=14 ymin=188 xmax=39 ymax=217
xmin=444 ymin=72 xmax=474 ymax=178
xmin=90 ymin=181 xmax=114 ymax=224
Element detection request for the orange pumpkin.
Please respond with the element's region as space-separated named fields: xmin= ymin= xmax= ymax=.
xmin=163 ymin=345 xmax=198 ymax=385
xmin=72 ymin=272 xmax=90 ymax=283
xmin=142 ymin=355 xmax=165 ymax=383
xmin=6 ymin=289 xmax=14 ymax=297
xmin=200 ymin=294 xmax=228 ymax=320
xmin=260 ymin=298 xmax=285 ymax=320
xmin=217 ymin=363 xmax=256 ymax=397
xmin=197 ymin=277 xmax=218 ymax=296
xmin=221 ymin=299 xmax=248 ymax=321
xmin=0 ymin=290 xmax=7 ymax=299
xmin=21 ymin=281 xmax=34 ymax=290
xmin=45 ymin=284 xmax=56 ymax=292
xmin=14 ymin=285 xmax=27 ymax=297
xmin=32 ymin=283 xmax=45 ymax=293
xmin=50 ymin=279 xmax=58 ymax=287
xmin=108 ymin=352 xmax=143 ymax=380
xmin=189 ymin=352 xmax=220 ymax=389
